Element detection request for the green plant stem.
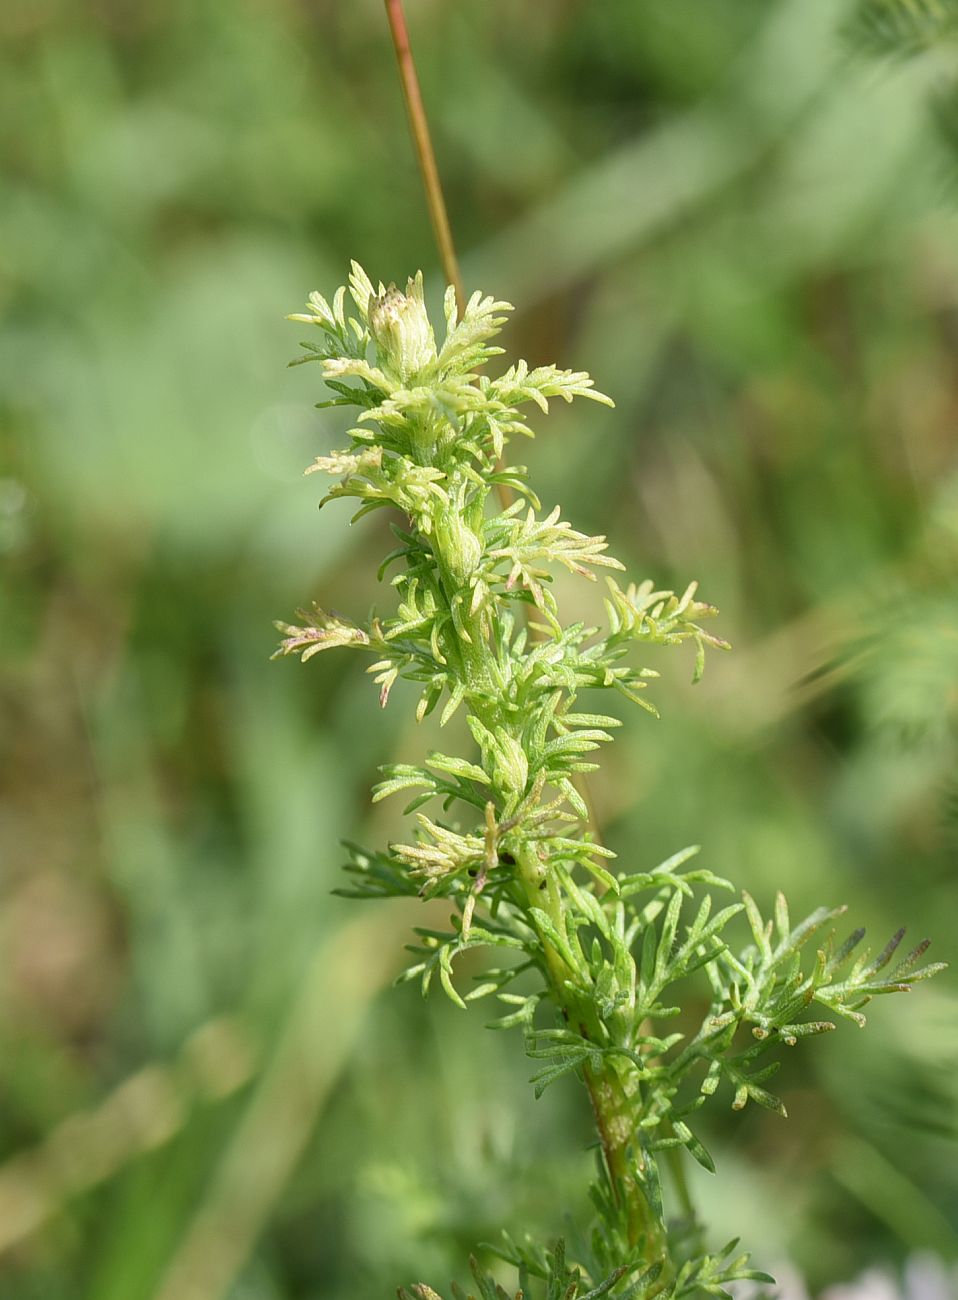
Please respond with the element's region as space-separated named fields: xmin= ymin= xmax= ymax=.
xmin=384 ymin=0 xmax=465 ymax=316
xmin=432 ymin=506 xmax=671 ymax=1285
xmin=513 ymin=847 xmax=672 ymax=1290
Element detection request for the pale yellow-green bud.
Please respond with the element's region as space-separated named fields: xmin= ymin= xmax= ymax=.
xmin=435 ymin=512 xmax=483 ymax=583
xmin=368 ymin=274 xmax=436 ymax=379
xmin=493 ymin=729 xmax=528 ymax=801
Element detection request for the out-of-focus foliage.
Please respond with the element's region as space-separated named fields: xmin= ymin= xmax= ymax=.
xmin=846 ymin=0 xmax=958 ymax=59
xmin=845 ymin=0 xmax=958 ymax=184
xmin=0 ymin=1 xmax=956 ymax=1298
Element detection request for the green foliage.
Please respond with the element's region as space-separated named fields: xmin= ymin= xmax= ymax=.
xmin=6 ymin=4 xmax=958 ymax=1297
xmin=846 ymin=0 xmax=958 ymax=59
xmin=277 ymin=267 xmax=944 ymax=1297
xmin=846 ymin=0 xmax=958 ymax=177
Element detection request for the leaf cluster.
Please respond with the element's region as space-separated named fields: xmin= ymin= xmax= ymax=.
xmin=399 ymin=1233 xmax=774 ymax=1300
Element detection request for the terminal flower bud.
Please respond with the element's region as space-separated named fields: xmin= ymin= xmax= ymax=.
xmin=368 ymin=273 xmax=436 ymax=379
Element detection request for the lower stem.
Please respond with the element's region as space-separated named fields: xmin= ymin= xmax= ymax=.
xmin=437 ymin=541 xmax=676 ymax=1288
xmin=515 ymin=844 xmax=673 ymax=1288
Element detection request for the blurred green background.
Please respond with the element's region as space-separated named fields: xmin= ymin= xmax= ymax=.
xmin=1 ymin=0 xmax=957 ymax=1296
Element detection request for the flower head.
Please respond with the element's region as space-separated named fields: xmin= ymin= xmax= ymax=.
xmin=368 ymin=273 xmax=436 ymax=380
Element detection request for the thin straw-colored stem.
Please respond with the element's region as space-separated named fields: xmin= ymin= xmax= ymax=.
xmin=383 ymin=0 xmax=515 ymax=520
xmin=384 ymin=0 xmax=465 ymax=315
